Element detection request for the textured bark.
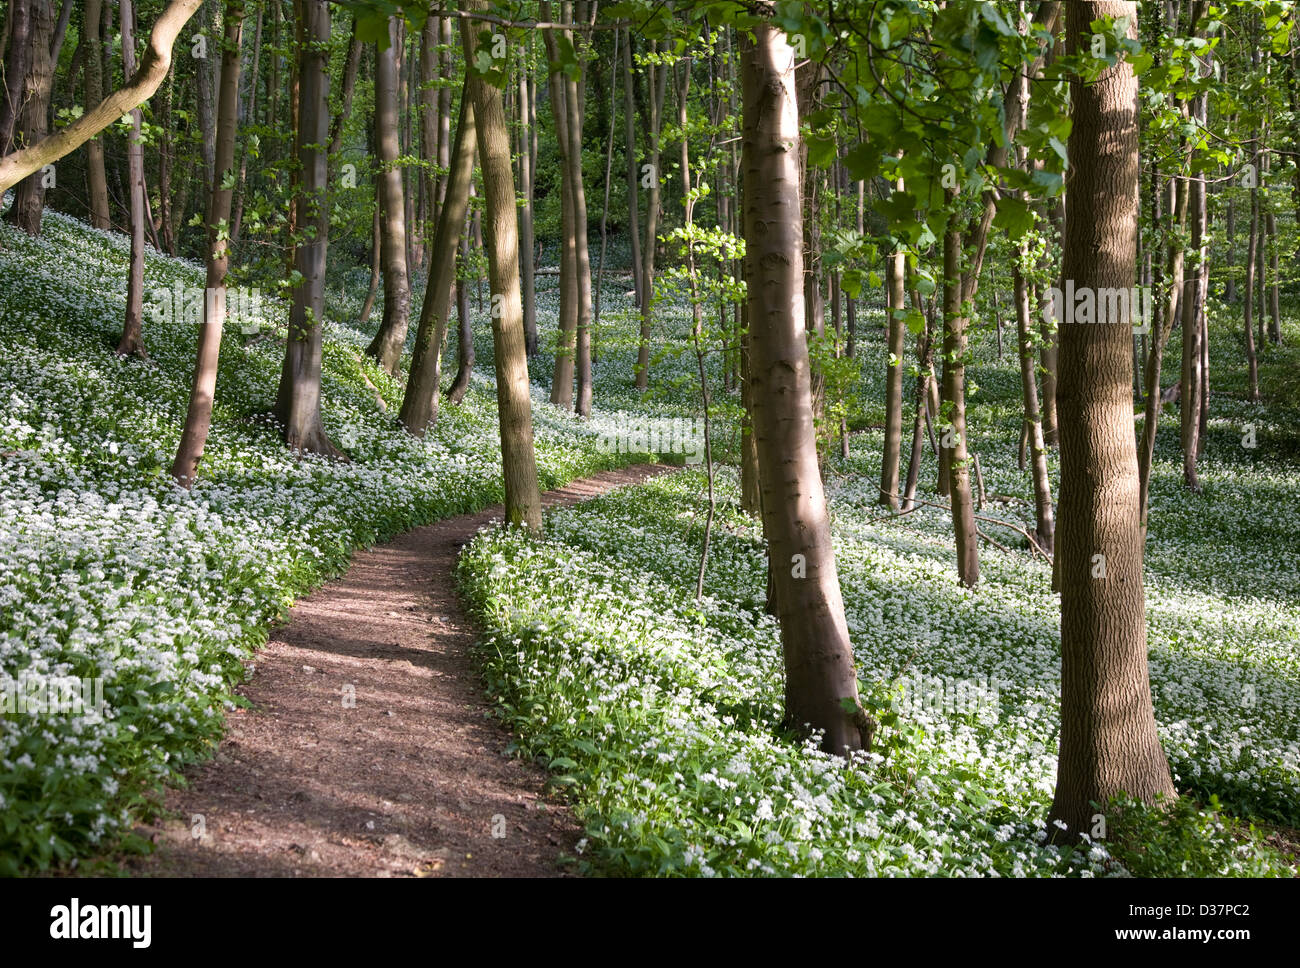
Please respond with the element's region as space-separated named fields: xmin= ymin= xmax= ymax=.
xmin=633 ymin=41 xmax=667 ymax=391
xmin=1048 ymin=1 xmax=1176 ymax=838
xmin=171 ymin=2 xmax=244 ymax=487
xmin=0 ymin=0 xmax=32 ymax=155
xmin=544 ymin=16 xmax=577 ymax=409
xmin=5 ymin=0 xmax=54 ymax=235
xmin=446 ymin=234 xmax=474 ymax=406
xmin=517 ymin=63 xmax=537 ymax=356
xmin=115 ymin=0 xmax=149 ymax=358
xmin=400 ymin=89 xmax=475 ymax=435
xmin=1243 ymin=165 xmax=1260 ymax=400
xmin=621 ymin=29 xmax=642 ymax=312
xmin=328 ymin=17 xmax=362 ymax=161
xmin=565 ymin=28 xmax=593 ymax=418
xmin=0 ymin=0 xmax=203 ymax=195
xmin=741 ymin=15 xmax=866 ymax=756
xmin=461 ymin=4 xmax=542 ymax=531
xmin=358 ymin=203 xmax=381 ymax=325
xmin=879 ymin=186 xmax=906 ymax=509
xmin=193 ymin=0 xmax=215 ymax=188
xmin=273 ymin=0 xmax=338 ymax=457
xmin=82 ymin=0 xmax=111 ymax=230
xmin=1265 ymin=206 xmax=1281 ymax=344
xmin=941 ymin=203 xmax=979 ymax=587
xmin=1180 ymin=122 xmax=1207 ymax=492
xmin=365 ymin=17 xmax=413 ymax=376
xmin=1014 ymin=262 xmax=1054 ymax=555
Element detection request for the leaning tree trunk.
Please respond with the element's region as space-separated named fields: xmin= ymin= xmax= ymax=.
xmin=461 ymin=5 xmax=542 ymax=531
xmin=1048 ymin=0 xmax=1176 ymax=839
xmin=741 ymin=12 xmax=868 ymax=756
xmin=171 ymin=1 xmax=244 ymax=487
xmin=4 ymin=0 xmax=54 ymax=235
xmin=116 ymin=0 xmax=149 ymax=358
xmin=365 ymin=17 xmax=413 ymax=376
xmin=400 ymin=88 xmax=476 ymax=435
xmin=273 ymin=0 xmax=338 ymax=457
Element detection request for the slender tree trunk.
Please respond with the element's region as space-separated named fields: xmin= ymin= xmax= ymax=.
xmin=1049 ymin=0 xmax=1176 ymax=838
xmin=115 ymin=0 xmax=148 ymax=358
xmin=1243 ymin=166 xmax=1260 ymax=400
xmin=1265 ymin=205 xmax=1281 ymax=344
xmin=1138 ymin=153 xmax=1190 ymax=529
xmin=545 ymin=17 xmax=577 ymax=409
xmin=902 ymin=323 xmax=933 ymax=512
xmin=229 ymin=4 xmax=261 ymax=243
xmin=621 ymin=28 xmax=642 ymax=311
xmin=328 ymin=17 xmax=362 ymax=162
xmin=359 ymin=202 xmax=381 ymax=325
xmin=634 ymin=42 xmax=666 ymax=391
xmin=1181 ymin=144 xmax=1207 ymax=492
xmin=461 ymin=5 xmax=542 ymax=531
xmin=741 ymin=14 xmax=867 ymax=756
xmin=1040 ymin=195 xmax=1064 ymax=447
xmin=171 ymin=1 xmax=244 ymax=487
xmin=0 ymin=0 xmax=32 ymax=155
xmin=193 ymin=1 xmax=215 ymax=188
xmin=400 ymin=89 xmax=475 ymax=435
xmin=273 ymin=0 xmax=338 ymax=457
xmin=365 ymin=17 xmax=413 ymax=376
xmin=941 ymin=201 xmax=979 ymax=587
xmin=879 ymin=179 xmax=906 ymax=509
xmin=82 ymin=0 xmax=111 ymax=230
xmin=518 ymin=62 xmax=538 ymax=356
xmin=593 ymin=29 xmax=619 ymax=366
xmin=5 ymin=0 xmax=55 ymax=235
xmin=566 ymin=17 xmax=593 ymax=418
xmin=447 ymin=233 xmax=474 ymax=405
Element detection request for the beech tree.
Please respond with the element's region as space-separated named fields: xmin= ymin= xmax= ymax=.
xmin=4 ymin=0 xmax=55 ymax=235
xmin=1049 ymin=0 xmax=1176 ymax=837
xmin=741 ymin=9 xmax=869 ymax=755
xmin=274 ymin=0 xmax=339 ymax=456
xmin=115 ymin=0 xmax=149 ymax=359
xmin=172 ymin=1 xmax=245 ymax=487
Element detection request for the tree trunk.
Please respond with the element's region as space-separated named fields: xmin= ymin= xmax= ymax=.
xmin=544 ymin=17 xmax=577 ymax=409
xmin=171 ymin=1 xmax=244 ymax=487
xmin=115 ymin=0 xmax=148 ymax=358
xmin=621 ymin=28 xmax=642 ymax=311
xmin=741 ymin=13 xmax=867 ymax=756
xmin=565 ymin=19 xmax=593 ymax=418
xmin=1243 ymin=165 xmax=1260 ymax=400
xmin=4 ymin=0 xmax=55 ymax=235
xmin=447 ymin=234 xmax=474 ymax=406
xmin=941 ymin=202 xmax=979 ymax=587
xmin=518 ymin=62 xmax=538 ymax=356
xmin=273 ymin=0 xmax=338 ymax=457
xmin=193 ymin=0 xmax=215 ymax=188
xmin=1265 ymin=205 xmax=1281 ymax=344
xmin=400 ymin=88 xmax=475 ymax=435
xmin=1048 ymin=0 xmax=1176 ymax=838
xmin=461 ymin=4 xmax=543 ymax=531
xmin=1138 ymin=150 xmax=1190 ymax=529
xmin=365 ymin=17 xmax=413 ymax=376
xmin=328 ymin=17 xmax=362 ymax=162
xmin=82 ymin=0 xmax=112 ymax=230
xmin=0 ymin=0 xmax=32 ymax=155
xmin=1181 ymin=106 xmax=1207 ymax=492
xmin=879 ymin=181 xmax=906 ymax=509
xmin=634 ymin=41 xmax=667 ymax=391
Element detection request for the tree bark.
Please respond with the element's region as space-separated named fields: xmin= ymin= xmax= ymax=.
xmin=4 ymin=0 xmax=55 ymax=235
xmin=879 ymin=178 xmax=906 ymax=509
xmin=365 ymin=17 xmax=413 ymax=376
xmin=461 ymin=4 xmax=543 ymax=531
xmin=273 ymin=0 xmax=338 ymax=457
xmin=741 ymin=13 xmax=867 ymax=756
xmin=1048 ymin=1 xmax=1176 ymax=838
xmin=0 ymin=0 xmax=32 ymax=155
xmin=81 ymin=0 xmax=112 ymax=230
xmin=941 ymin=201 xmax=979 ymax=587
xmin=517 ymin=61 xmax=538 ymax=356
xmin=633 ymin=41 xmax=667 ymax=391
xmin=171 ymin=1 xmax=244 ymax=487
xmin=621 ymin=28 xmax=642 ymax=312
xmin=400 ymin=88 xmax=475 ymax=435
xmin=115 ymin=0 xmax=149 ymax=358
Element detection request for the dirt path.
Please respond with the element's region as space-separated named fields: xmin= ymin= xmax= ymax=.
xmin=125 ymin=464 xmax=671 ymax=877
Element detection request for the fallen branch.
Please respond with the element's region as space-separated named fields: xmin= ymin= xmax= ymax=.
xmin=877 ymin=488 xmax=1054 ymax=565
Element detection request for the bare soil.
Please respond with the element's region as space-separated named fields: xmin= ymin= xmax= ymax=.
xmin=123 ymin=464 xmax=670 ymax=877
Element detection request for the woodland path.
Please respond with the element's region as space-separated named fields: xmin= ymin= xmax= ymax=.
xmin=125 ymin=463 xmax=671 ymax=877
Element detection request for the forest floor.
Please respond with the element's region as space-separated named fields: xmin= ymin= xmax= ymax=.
xmin=121 ymin=464 xmax=671 ymax=877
